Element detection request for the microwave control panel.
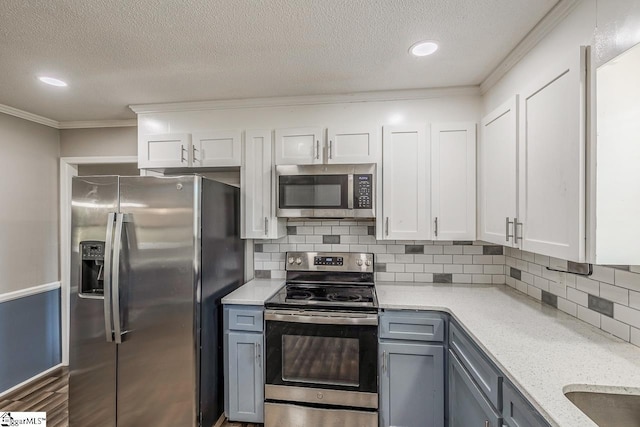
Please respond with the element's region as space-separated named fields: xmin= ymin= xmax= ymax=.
xmin=354 ymin=174 xmax=373 ymax=209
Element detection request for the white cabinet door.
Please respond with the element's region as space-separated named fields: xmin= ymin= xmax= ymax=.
xmin=327 ymin=127 xmax=377 ymax=164
xmin=479 ymin=97 xmax=519 ymax=247
xmin=241 ymin=130 xmax=286 ymax=239
xmin=193 ymin=130 xmax=241 ymax=167
xmin=431 ymin=122 xmax=476 ymax=241
xmin=518 ymin=47 xmax=587 ymax=262
xmin=139 ymin=133 xmax=191 ymax=168
xmin=274 ymin=127 xmax=323 ymax=165
xmin=382 ymin=125 xmax=431 ymax=240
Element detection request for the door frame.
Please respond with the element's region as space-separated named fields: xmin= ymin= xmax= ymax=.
xmin=59 ymin=156 xmax=138 ymax=365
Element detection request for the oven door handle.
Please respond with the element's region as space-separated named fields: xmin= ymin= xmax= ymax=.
xmin=265 ymin=310 xmax=378 ymax=326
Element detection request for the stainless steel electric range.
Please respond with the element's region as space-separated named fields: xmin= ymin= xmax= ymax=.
xmin=264 ymin=252 xmax=378 ymax=427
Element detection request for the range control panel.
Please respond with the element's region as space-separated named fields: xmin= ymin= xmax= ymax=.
xmin=314 ymin=256 xmax=344 ymax=266
xmin=286 ymin=252 xmax=374 ymax=272
xmin=354 ymin=174 xmax=372 ymax=209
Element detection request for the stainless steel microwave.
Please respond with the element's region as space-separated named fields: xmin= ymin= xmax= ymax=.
xmin=276 ymin=164 xmax=375 ymax=218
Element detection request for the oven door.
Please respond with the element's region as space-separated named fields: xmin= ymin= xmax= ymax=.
xmin=265 ymin=309 xmax=378 ymax=409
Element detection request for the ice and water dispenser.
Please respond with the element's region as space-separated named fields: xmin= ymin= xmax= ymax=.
xmin=80 ymin=241 xmax=105 ymax=296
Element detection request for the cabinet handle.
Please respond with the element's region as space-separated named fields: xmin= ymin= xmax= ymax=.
xmin=485 ymin=421 xmax=489 ymax=427
xmin=382 ymin=351 xmax=387 ymax=374
xmin=385 ymin=217 xmax=389 ymax=236
xmin=180 ymin=144 xmax=187 ymax=163
xmin=514 ymin=218 xmax=523 ymax=244
xmin=316 ymin=140 xmax=320 ymax=159
xmin=256 ymin=343 xmax=261 ymax=367
xmin=192 ymin=145 xmax=198 ymax=163
xmin=505 ymin=217 xmax=514 ymax=242
xmin=328 ymin=140 xmax=333 ymax=159
xmin=434 ymin=217 xmax=438 ymax=237
xmin=264 ymin=217 xmax=268 ymax=235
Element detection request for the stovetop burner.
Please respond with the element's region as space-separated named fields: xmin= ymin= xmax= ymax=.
xmin=264 ymin=251 xmax=378 ymax=311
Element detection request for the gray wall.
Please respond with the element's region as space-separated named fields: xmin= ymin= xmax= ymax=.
xmin=0 ymin=112 xmax=60 ymax=294
xmin=59 ymin=126 xmax=137 ymax=157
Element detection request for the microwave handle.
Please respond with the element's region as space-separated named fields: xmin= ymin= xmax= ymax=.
xmin=348 ymin=174 xmax=354 ymax=209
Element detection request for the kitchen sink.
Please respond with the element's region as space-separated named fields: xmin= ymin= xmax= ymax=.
xmin=564 ymin=390 xmax=640 ymax=427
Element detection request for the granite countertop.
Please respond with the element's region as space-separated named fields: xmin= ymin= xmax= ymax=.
xmin=376 ymin=282 xmax=640 ymax=427
xmin=221 ymin=278 xmax=284 ymax=305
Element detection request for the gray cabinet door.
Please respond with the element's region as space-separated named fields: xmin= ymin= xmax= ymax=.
xmin=227 ymin=332 xmax=264 ymax=423
xmin=449 ymin=350 xmax=502 ymax=427
xmin=379 ymin=342 xmax=444 ymax=427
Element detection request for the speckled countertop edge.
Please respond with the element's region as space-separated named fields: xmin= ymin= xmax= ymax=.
xmin=375 ymin=282 xmax=640 ymax=427
xmin=221 ymin=278 xmax=284 ymax=305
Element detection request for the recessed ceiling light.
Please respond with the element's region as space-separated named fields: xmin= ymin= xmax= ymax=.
xmin=410 ymin=41 xmax=439 ymax=57
xmin=38 ymin=76 xmax=68 ymax=87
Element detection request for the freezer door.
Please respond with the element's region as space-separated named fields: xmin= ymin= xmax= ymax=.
xmin=69 ymin=176 xmax=118 ymax=427
xmin=116 ymin=176 xmax=200 ymax=427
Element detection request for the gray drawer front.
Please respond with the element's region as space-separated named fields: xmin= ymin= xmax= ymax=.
xmin=503 ymin=382 xmax=549 ymax=427
xmin=379 ymin=311 xmax=445 ymax=342
xmin=225 ymin=306 xmax=264 ymax=332
xmin=449 ymin=322 xmax=502 ymax=408
xmin=449 ymin=350 xmax=502 ymax=427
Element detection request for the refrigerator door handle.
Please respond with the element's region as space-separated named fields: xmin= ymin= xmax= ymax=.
xmin=103 ymin=212 xmax=116 ymax=342
xmin=112 ymin=212 xmax=127 ymax=344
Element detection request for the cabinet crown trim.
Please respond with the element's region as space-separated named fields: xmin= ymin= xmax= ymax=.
xmin=129 ymin=86 xmax=480 ymax=114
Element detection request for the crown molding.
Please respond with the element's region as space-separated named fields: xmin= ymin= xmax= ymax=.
xmin=0 ymin=103 xmax=59 ymax=128
xmin=0 ymin=103 xmax=138 ymax=129
xmin=480 ymin=0 xmax=581 ymax=94
xmin=129 ymin=86 xmax=481 ymax=114
xmin=58 ymin=119 xmax=137 ymax=129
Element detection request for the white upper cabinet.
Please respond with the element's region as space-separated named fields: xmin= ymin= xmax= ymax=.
xmin=518 ymin=47 xmax=588 ymax=262
xmin=382 ymin=125 xmax=431 ymax=240
xmin=274 ymin=127 xmax=323 ymax=165
xmin=327 ymin=127 xmax=377 ymax=164
xmin=139 ymin=133 xmax=191 ymax=169
xmin=193 ymin=130 xmax=241 ymax=167
xmin=479 ymin=97 xmax=519 ymax=247
xmin=241 ymin=130 xmax=286 ymax=239
xmin=431 ymin=122 xmax=476 ymax=241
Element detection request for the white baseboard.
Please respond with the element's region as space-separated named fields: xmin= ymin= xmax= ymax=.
xmin=0 ymin=363 xmax=65 ymax=398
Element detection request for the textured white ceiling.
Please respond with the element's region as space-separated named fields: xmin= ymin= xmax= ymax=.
xmin=0 ymin=0 xmax=558 ymax=121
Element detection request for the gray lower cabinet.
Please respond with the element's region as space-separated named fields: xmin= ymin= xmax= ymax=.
xmin=449 ymin=350 xmax=502 ymax=427
xmin=502 ymin=381 xmax=550 ymax=427
xmin=379 ymin=341 xmax=445 ymax=427
xmin=224 ymin=305 xmax=264 ymax=423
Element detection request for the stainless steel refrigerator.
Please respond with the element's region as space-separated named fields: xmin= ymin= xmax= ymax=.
xmin=69 ymin=175 xmax=244 ymax=427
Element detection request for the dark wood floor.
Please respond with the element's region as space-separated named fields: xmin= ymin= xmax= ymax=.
xmin=0 ymin=368 xmax=259 ymax=427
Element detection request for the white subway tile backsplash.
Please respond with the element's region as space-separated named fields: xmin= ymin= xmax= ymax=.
xmin=464 ymin=264 xmax=484 ymax=274
xmin=463 ymin=245 xmax=484 ymax=255
xmin=576 ymin=276 xmax=600 ymax=295
xmin=591 ymin=265 xmax=615 ymax=285
xmin=414 ymin=255 xmax=434 ymax=263
xmin=578 ymin=306 xmax=601 ymax=327
xmin=557 ymin=297 xmax=577 ymax=317
xmin=614 ymin=304 xmax=640 ymax=329
xmin=256 ymin=222 xmax=640 ymax=349
xmin=453 ymin=255 xmax=473 ymax=264
xmin=434 ymin=255 xmax=453 ymax=264
xmin=424 ymin=264 xmax=445 ymax=273
xmin=601 ymin=316 xmax=631 ymax=341
xmin=599 ymin=283 xmax=629 ymax=305
xmin=567 ymin=288 xmax=589 ymax=307
xmin=614 ymin=269 xmax=640 ymax=291
xmin=395 ymin=273 xmax=414 ymax=282
xmin=452 ymin=274 xmax=472 ymax=283
xmin=444 ymin=264 xmax=463 ymax=274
